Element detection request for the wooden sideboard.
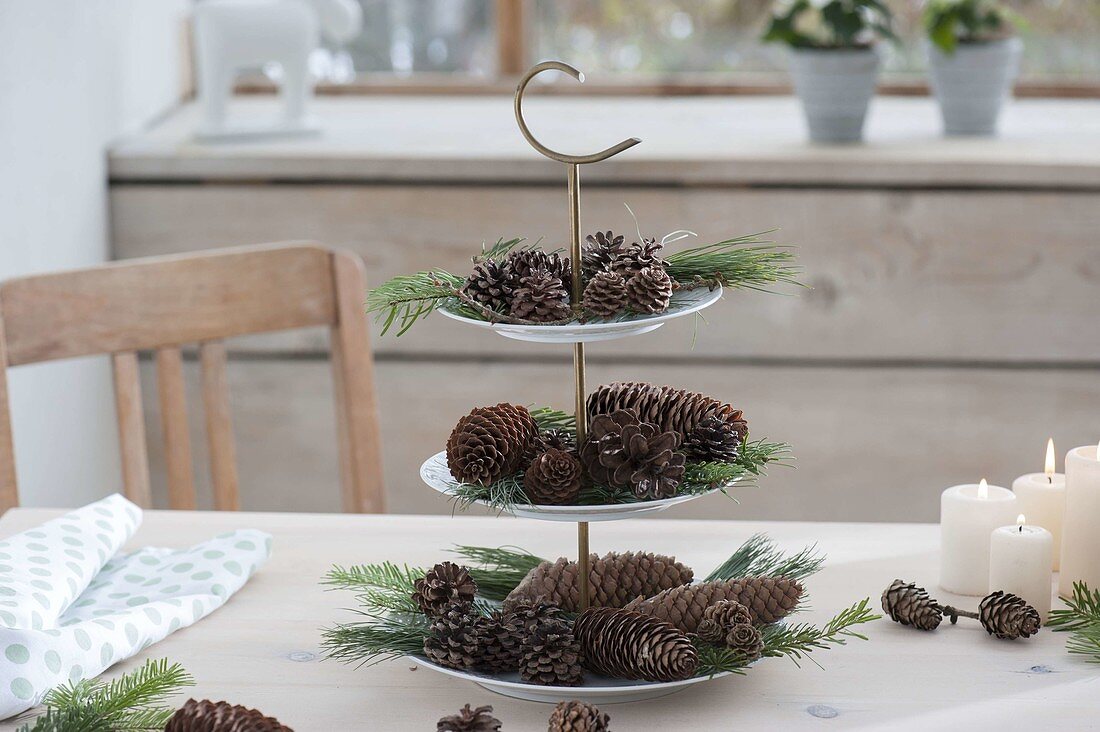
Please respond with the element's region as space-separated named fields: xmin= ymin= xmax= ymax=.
xmin=108 ymin=96 xmax=1100 ymax=521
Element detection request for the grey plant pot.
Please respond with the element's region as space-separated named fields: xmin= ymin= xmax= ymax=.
xmin=927 ymin=38 xmax=1022 ymax=136
xmin=788 ymin=47 xmax=881 ymax=144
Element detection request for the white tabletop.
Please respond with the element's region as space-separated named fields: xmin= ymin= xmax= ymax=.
xmin=0 ymin=509 xmax=1093 ymax=730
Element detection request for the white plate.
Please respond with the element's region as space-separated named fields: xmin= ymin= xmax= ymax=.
xmin=420 ymin=451 xmax=737 ymax=523
xmin=437 ymin=285 xmax=722 ymax=344
xmin=412 ymin=656 xmax=733 ymax=704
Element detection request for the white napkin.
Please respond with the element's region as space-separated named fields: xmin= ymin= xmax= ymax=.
xmin=0 ymin=494 xmax=271 ymax=719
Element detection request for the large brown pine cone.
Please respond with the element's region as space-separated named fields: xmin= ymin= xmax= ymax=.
xmin=446 ymin=403 xmax=539 ymax=486
xmin=582 ymin=230 xmax=626 ymax=276
xmin=524 ymin=449 xmax=583 ymax=505
xmin=503 ymin=249 xmax=571 ymax=296
xmin=587 ymin=382 xmax=748 ymax=444
xmin=437 ymin=704 xmax=502 ymax=732
xmin=165 ymin=699 xmax=291 ymax=732
xmin=423 ymin=602 xmax=485 ymax=670
xmin=581 ymin=271 xmax=628 ymax=318
xmin=978 ymin=591 xmax=1041 ymax=640
xmin=548 ymin=700 xmax=611 ymax=732
xmin=461 ymin=259 xmax=509 ymax=312
xmin=574 ymin=607 xmax=698 ymax=682
xmin=695 ymin=600 xmax=753 ymax=643
xmin=519 ymin=617 xmax=584 ymax=686
xmin=503 ymin=551 xmax=693 ymax=613
xmin=579 ymin=410 xmax=684 ymax=499
xmin=682 ymin=417 xmax=743 ymax=462
xmin=413 ymin=561 xmax=478 ymax=617
xmin=504 ymin=600 xmax=566 ymax=634
xmin=881 ymin=580 xmax=943 ymax=631
xmin=610 ymin=238 xmax=665 ymax=279
xmin=725 ymin=623 xmax=764 ymax=660
xmin=623 ymin=577 xmax=803 ymax=632
xmin=510 ymin=268 xmax=572 ymax=323
xmin=475 ymin=612 xmax=525 ymax=674
xmin=624 ymin=266 xmax=673 ymax=314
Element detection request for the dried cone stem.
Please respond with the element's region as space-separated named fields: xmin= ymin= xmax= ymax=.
xmin=623 ymin=577 xmax=803 ymax=632
xmin=574 ymin=607 xmax=698 ymax=682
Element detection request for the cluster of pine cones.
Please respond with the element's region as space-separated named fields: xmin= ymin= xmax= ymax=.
xmin=459 ymin=231 xmax=680 ymax=324
xmin=437 ymin=700 xmax=610 ymax=732
xmin=446 ymin=382 xmax=748 ymax=505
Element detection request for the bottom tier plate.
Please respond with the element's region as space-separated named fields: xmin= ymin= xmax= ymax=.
xmin=413 ymin=656 xmax=732 ymax=704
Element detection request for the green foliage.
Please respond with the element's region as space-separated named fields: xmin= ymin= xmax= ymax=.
xmin=1048 ymin=581 xmax=1100 ymax=663
xmin=529 ymin=407 xmax=576 ymax=433
xmin=664 ymin=232 xmax=800 ymax=294
xmin=763 ymin=0 xmax=895 ymax=49
xmin=705 ymin=533 xmax=824 ymax=583
xmin=19 ymin=659 xmax=193 ymax=732
xmin=923 ymin=0 xmax=1025 ymax=54
xmin=365 ymin=269 xmax=465 ymax=336
xmin=323 ymin=561 xmax=426 ymax=614
xmin=451 ymin=545 xmax=545 ymax=602
xmin=320 ymin=612 xmax=431 ymax=667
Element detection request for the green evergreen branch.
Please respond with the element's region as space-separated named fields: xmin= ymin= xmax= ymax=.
xmin=1048 ymin=581 xmax=1100 ymax=663
xmin=322 ymin=562 xmax=425 ymax=615
xmin=529 ymin=407 xmax=576 ymax=433
xmin=365 ymin=270 xmax=465 ymax=336
xmin=705 ymin=534 xmax=824 ymax=583
xmin=450 ymin=545 xmax=545 ymax=602
xmin=664 ymin=233 xmax=801 ymax=293
xmin=320 ymin=612 xmax=431 ymax=667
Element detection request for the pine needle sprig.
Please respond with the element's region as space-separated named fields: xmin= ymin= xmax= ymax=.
xmin=450 ymin=545 xmax=545 ymax=602
xmin=664 ymin=232 xmax=801 ymax=293
xmin=705 ymin=534 xmax=824 ymax=583
xmin=365 ymin=270 xmax=465 ymax=336
xmin=322 ymin=562 xmax=425 ymax=614
xmin=1048 ymin=581 xmax=1100 ymax=663
xmin=529 ymin=407 xmax=576 ymax=433
xmin=320 ymin=612 xmax=431 ymax=667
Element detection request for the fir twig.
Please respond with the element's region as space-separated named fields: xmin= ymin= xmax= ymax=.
xmin=1048 ymin=581 xmax=1100 ymax=663
xmin=322 ymin=562 xmax=425 ymax=614
xmin=664 ymin=232 xmax=801 ymax=293
xmin=450 ymin=545 xmax=545 ymax=602
xmin=320 ymin=612 xmax=431 ymax=667
xmin=705 ymin=534 xmax=825 ymax=583
xmin=365 ymin=270 xmax=465 ymax=336
xmin=529 ymin=407 xmax=576 ymax=433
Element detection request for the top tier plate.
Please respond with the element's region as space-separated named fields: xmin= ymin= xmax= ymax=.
xmin=436 ymin=285 xmax=722 ymax=343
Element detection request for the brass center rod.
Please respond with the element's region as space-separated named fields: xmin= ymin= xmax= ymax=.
xmin=568 ymin=162 xmax=592 ymax=611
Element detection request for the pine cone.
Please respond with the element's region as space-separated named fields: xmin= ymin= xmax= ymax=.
xmin=682 ymin=417 xmax=743 ymax=462
xmin=610 ymin=239 xmax=665 ymax=279
xmin=505 ymin=600 xmax=566 ymax=634
xmin=520 ymin=617 xmax=584 ymax=686
xmin=582 ymin=231 xmax=626 ymax=276
xmin=462 ymin=259 xmax=509 ymax=312
xmin=725 ymin=623 xmax=764 ymax=660
xmin=695 ymin=600 xmax=753 ymax=643
xmin=581 ymin=271 xmax=628 ymax=319
xmin=881 ymin=580 xmax=942 ymax=631
xmin=574 ymin=607 xmax=698 ymax=682
xmin=476 ymin=612 xmax=525 ymax=674
xmin=165 ymin=699 xmax=291 ymax=732
xmin=539 ymin=428 xmax=577 ymax=452
xmin=446 ymin=403 xmax=539 ymax=486
xmin=978 ymin=591 xmax=1041 ymax=640
xmin=524 ymin=449 xmax=583 ymax=505
xmin=503 ymin=249 xmax=572 ymax=295
xmin=423 ymin=602 xmax=485 ymax=670
xmin=413 ymin=562 xmax=478 ymax=617
xmin=579 ymin=410 xmax=685 ymax=499
xmin=510 ymin=268 xmax=572 ymax=323
xmin=503 ymin=551 xmax=693 ymax=613
xmin=548 ymin=700 xmax=611 ymax=732
xmin=623 ymin=577 xmax=803 ymax=632
xmin=624 ymin=266 xmax=673 ymax=314
xmin=437 ymin=704 xmax=502 ymax=732
xmin=587 ymin=382 xmax=749 ymax=444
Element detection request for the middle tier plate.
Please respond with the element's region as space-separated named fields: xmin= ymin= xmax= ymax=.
xmin=420 ymin=451 xmax=736 ymax=522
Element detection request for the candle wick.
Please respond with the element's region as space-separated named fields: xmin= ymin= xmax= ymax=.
xmin=1019 ymin=525 xmax=1023 ymax=533
xmin=1048 ymin=475 xmax=1052 ymax=484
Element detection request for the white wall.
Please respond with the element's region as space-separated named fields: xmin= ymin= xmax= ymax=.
xmin=0 ymin=0 xmax=189 ymax=506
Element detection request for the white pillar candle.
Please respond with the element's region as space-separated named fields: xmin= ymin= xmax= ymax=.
xmin=1012 ymin=438 xmax=1066 ymax=570
xmin=941 ymin=479 xmax=1018 ymax=596
xmin=989 ymin=515 xmax=1053 ymax=621
xmin=1059 ymin=443 xmax=1100 ymax=596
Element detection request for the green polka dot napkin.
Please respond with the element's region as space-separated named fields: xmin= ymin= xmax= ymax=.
xmin=0 ymin=494 xmax=271 ymax=718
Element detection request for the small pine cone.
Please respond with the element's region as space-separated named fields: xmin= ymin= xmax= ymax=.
xmin=725 ymin=623 xmax=764 ymax=660
xmin=623 ymin=577 xmax=803 ymax=632
xmin=524 ymin=449 xmax=583 ymax=505
xmin=503 ymin=249 xmax=572 ymax=296
xmin=462 ymin=259 xmax=509 ymax=312
xmin=587 ymin=382 xmax=749 ymax=444
xmin=582 ymin=230 xmax=626 ymax=276
xmin=413 ymin=561 xmax=478 ymax=617
xmin=475 ymin=612 xmax=525 ymax=674
xmin=520 ymin=618 xmax=584 ymax=686
xmin=881 ymin=579 xmax=942 ymax=631
xmin=548 ymin=700 xmax=611 ymax=732
xmin=505 ymin=600 xmax=566 ymax=635
xmin=978 ymin=591 xmax=1041 ymax=640
xmin=581 ymin=271 xmax=628 ymax=319
xmin=539 ymin=428 xmax=577 ymax=452
xmin=682 ymin=417 xmax=743 ymax=462
xmin=579 ymin=410 xmax=685 ymax=499
xmin=574 ymin=607 xmax=698 ymax=682
xmin=696 ymin=600 xmax=753 ymax=643
xmin=446 ymin=403 xmax=539 ymax=486
xmin=437 ymin=704 xmax=502 ymax=732
xmin=510 ymin=268 xmax=573 ymax=323
xmin=610 ymin=239 xmax=665 ymax=279
xmin=503 ymin=551 xmax=693 ymax=614
xmin=624 ymin=266 xmax=673 ymax=314
xmin=423 ymin=602 xmax=484 ymax=670
xmin=165 ymin=699 xmax=291 ymax=732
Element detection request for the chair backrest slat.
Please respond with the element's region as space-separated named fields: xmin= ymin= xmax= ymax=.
xmin=111 ymin=351 xmax=153 ymax=508
xmin=199 ymin=340 xmax=240 ymax=511
xmin=155 ymin=346 xmax=196 ymax=510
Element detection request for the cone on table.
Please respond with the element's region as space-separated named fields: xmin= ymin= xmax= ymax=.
xmin=503 ymin=249 xmax=571 ymax=295
xmin=581 ymin=271 xmax=629 ymax=318
xmin=881 ymin=579 xmax=943 ymax=631
xmin=446 ymin=403 xmax=539 ymax=486
xmin=423 ymin=602 xmax=485 ymax=670
xmin=574 ymin=607 xmax=698 ymax=682
xmin=695 ymin=600 xmax=753 ymax=644
xmin=582 ymin=230 xmax=626 ymax=277
xmin=509 ymin=268 xmax=572 ymax=323
xmin=548 ymin=700 xmax=611 ymax=732
xmin=725 ymin=623 xmax=764 ymax=660
xmin=413 ymin=561 xmax=478 ymax=617
xmin=578 ymin=410 xmax=685 ymax=500
xmin=587 ymin=382 xmax=748 ymax=445
xmin=462 ymin=259 xmax=509 ymax=313
xmin=682 ymin=417 xmax=743 ymax=462
xmin=524 ymin=449 xmax=583 ymax=505
xmin=624 ymin=266 xmax=673 ymax=314
xmin=623 ymin=577 xmax=803 ymax=632
xmin=503 ymin=551 xmax=693 ymax=613
xmin=610 ymin=238 xmax=665 ymax=279
xmin=519 ymin=617 xmax=584 ymax=686
xmin=978 ymin=591 xmax=1041 ymax=640
xmin=437 ymin=704 xmax=502 ymax=732
xmin=165 ymin=699 xmax=291 ymax=732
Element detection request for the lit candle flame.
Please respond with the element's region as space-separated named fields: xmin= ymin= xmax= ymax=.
xmin=978 ymin=478 xmax=989 ymax=499
xmin=1017 ymin=514 xmax=1026 ymax=532
xmin=1045 ymin=438 xmax=1056 ymax=478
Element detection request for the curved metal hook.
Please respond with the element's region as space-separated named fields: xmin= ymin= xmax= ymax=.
xmin=514 ymin=61 xmax=641 ymax=165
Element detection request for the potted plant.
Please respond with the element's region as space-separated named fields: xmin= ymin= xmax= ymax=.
xmin=763 ymin=0 xmax=895 ymax=143
xmin=924 ymin=0 xmax=1025 ymax=136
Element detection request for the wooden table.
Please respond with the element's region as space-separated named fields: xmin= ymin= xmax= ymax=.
xmin=2 ymin=509 xmax=1095 ymax=730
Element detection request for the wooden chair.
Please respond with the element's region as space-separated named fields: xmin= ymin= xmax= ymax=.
xmin=0 ymin=243 xmax=384 ymax=514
